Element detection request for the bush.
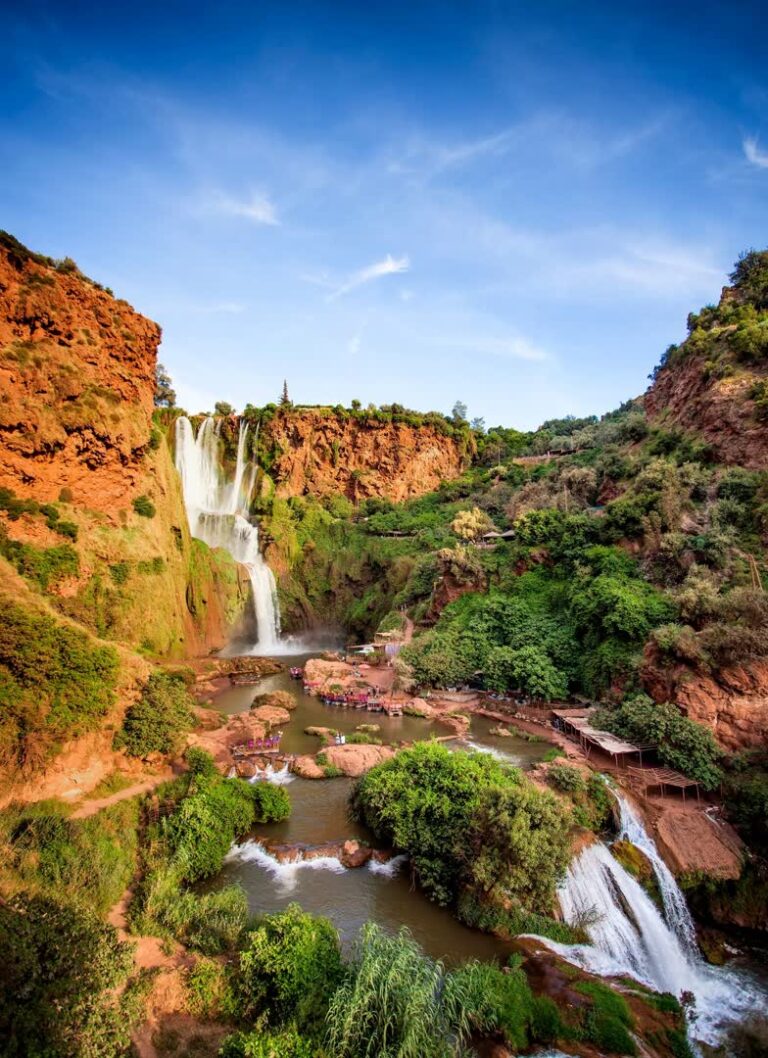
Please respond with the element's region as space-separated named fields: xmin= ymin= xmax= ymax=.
xmin=0 ymin=600 xmax=118 ymax=772
xmin=114 ymin=671 xmax=194 ymax=758
xmin=132 ymin=494 xmax=156 ymax=518
xmin=351 ymin=742 xmax=569 ymax=912
xmin=166 ymin=776 xmax=283 ymax=882
xmin=547 ymin=763 xmax=586 ymax=793
xmin=236 ymin=903 xmax=343 ymax=1034
xmin=220 ymin=1029 xmax=316 ymax=1058
xmin=593 ymin=695 xmax=723 ymax=790
xmin=4 ymin=799 xmax=139 ymax=914
xmin=0 ymin=894 xmax=138 ymax=1058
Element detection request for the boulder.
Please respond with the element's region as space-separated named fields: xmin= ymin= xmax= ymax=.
xmin=250 ymin=704 xmax=292 ymax=726
xmin=341 ymin=840 xmax=373 ymax=868
xmin=292 ymin=755 xmax=326 ymax=780
xmin=322 ymin=743 xmax=395 ymax=777
xmin=251 ymin=690 xmax=297 ymax=712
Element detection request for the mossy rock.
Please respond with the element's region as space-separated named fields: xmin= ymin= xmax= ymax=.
xmin=611 ymin=839 xmax=663 ymax=909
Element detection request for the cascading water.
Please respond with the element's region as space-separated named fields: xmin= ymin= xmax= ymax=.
xmin=175 ymin=415 xmax=281 ymax=652
xmin=539 ymin=789 xmax=765 ymax=1045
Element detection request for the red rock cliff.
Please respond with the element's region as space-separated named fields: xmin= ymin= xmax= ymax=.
xmin=264 ymin=410 xmax=470 ymax=502
xmin=0 ymin=237 xmax=160 ymax=510
xmin=645 ymin=285 xmax=768 ymax=469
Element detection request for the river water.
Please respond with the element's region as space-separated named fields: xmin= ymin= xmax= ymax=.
xmin=209 ymin=650 xmax=549 ymax=963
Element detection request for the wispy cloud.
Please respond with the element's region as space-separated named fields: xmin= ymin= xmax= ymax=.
xmin=347 ymin=330 xmax=362 ymax=355
xmin=744 ymin=136 xmax=768 ymax=169
xmin=474 ymin=335 xmax=549 ymax=361
xmin=213 ymin=190 xmax=280 ymax=225
xmin=327 ymin=254 xmax=410 ymax=300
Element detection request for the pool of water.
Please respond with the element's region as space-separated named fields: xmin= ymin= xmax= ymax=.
xmin=206 ymin=651 xmax=552 ymax=964
xmin=213 ymin=652 xmax=551 ymax=768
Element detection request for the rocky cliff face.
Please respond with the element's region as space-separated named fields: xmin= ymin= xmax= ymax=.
xmin=642 ymin=646 xmax=768 ymax=752
xmin=0 ymin=236 xmax=160 ymax=510
xmin=645 ymin=283 xmax=768 ymax=469
xmin=263 ymin=410 xmax=470 ymax=502
xmin=0 ymin=235 xmax=250 ymax=660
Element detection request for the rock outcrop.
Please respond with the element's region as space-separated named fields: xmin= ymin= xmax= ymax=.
xmin=642 ymin=651 xmax=768 ymax=751
xmin=645 ymin=281 xmax=768 ymax=469
xmin=0 ymin=236 xmax=160 ymax=509
xmin=263 ymin=409 xmax=470 ymax=502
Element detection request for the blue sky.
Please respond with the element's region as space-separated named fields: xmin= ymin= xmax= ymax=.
xmin=1 ymin=1 xmax=767 ymax=428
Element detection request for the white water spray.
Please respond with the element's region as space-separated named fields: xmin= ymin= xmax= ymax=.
xmin=248 ymin=762 xmax=295 ymax=786
xmin=540 ymin=790 xmax=765 ymax=1045
xmin=175 ymin=416 xmax=281 ymax=651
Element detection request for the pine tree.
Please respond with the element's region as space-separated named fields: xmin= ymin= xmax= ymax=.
xmin=155 ymin=363 xmax=176 ymax=408
xmin=280 ymin=380 xmax=291 ymax=405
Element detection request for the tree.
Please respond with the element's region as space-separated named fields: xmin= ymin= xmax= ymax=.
xmin=470 ymin=416 xmax=486 ymax=433
xmin=280 ymin=380 xmax=291 ymax=406
xmin=450 ymin=507 xmax=494 ymax=542
xmin=155 ymin=362 xmax=176 ymax=407
xmin=114 ymin=671 xmax=194 ymax=758
xmin=0 ymin=894 xmax=136 ymax=1058
xmin=236 ymin=903 xmax=343 ymax=1034
xmin=350 ymin=398 xmax=362 ymax=411
xmin=451 ymin=400 xmax=468 ymax=423
xmin=484 ymin=644 xmax=567 ymax=701
xmin=215 ymin=401 xmax=234 ymax=416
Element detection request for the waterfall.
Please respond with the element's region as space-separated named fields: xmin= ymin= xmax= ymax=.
xmin=175 ymin=415 xmax=281 ymax=652
xmin=537 ymin=790 xmax=766 ymax=1045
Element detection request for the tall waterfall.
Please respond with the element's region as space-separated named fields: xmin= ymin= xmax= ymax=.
xmin=175 ymin=416 xmax=281 ymax=652
xmin=540 ymin=790 xmax=765 ymax=1045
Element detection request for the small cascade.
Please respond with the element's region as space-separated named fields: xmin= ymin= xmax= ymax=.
xmin=248 ymin=762 xmax=294 ymax=786
xmin=175 ymin=415 xmax=281 ymax=652
xmin=541 ymin=790 xmax=766 ymax=1045
xmin=615 ymin=792 xmax=698 ymax=955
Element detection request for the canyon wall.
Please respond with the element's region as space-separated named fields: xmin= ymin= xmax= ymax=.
xmin=263 ymin=409 xmax=471 ymax=502
xmin=0 ymin=235 xmax=160 ymax=509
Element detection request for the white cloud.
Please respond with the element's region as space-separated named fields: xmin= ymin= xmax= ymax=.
xmin=347 ymin=331 xmax=362 ymax=355
xmin=214 ymin=190 xmax=280 ymax=225
xmin=744 ymin=136 xmax=768 ymax=169
xmin=327 ymin=254 xmax=410 ymax=300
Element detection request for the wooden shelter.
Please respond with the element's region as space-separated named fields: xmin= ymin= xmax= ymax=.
xmin=552 ymin=708 xmax=654 ymax=767
xmin=627 ymin=766 xmax=701 ymax=802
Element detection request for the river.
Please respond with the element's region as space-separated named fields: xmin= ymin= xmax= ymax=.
xmin=208 ymin=649 xmax=549 ymax=964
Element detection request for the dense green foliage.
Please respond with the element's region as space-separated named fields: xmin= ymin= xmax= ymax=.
xmin=0 ymin=893 xmax=140 ymax=1058
xmin=236 ymin=903 xmax=343 ymax=1035
xmin=594 ymin=695 xmax=723 ymax=790
xmin=1 ymin=798 xmax=139 ymax=914
xmin=114 ymin=670 xmax=195 ymax=757
xmin=0 ymin=599 xmax=118 ymax=773
xmin=351 ymin=742 xmax=569 ymax=913
xmin=134 ymin=758 xmax=290 ymax=952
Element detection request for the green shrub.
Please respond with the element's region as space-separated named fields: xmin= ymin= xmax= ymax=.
xmin=166 ymin=778 xmax=269 ymax=881
xmin=108 ymin=561 xmax=130 ymax=585
xmin=593 ymin=694 xmax=723 ymax=790
xmin=114 ymin=671 xmax=194 ymax=758
xmin=4 ymin=799 xmax=139 ymax=914
xmin=219 ymin=1028 xmax=317 ymax=1058
xmin=0 ymin=893 xmax=138 ymax=1058
xmin=237 ymin=903 xmax=343 ymax=1034
xmin=0 ymin=600 xmax=118 ymax=772
xmin=132 ymin=494 xmax=156 ymax=518
xmin=185 ymin=957 xmax=236 ymax=1020
xmin=352 ymin=742 xmax=569 ymax=912
xmin=547 ymin=763 xmax=586 ymax=793
xmin=0 ymin=527 xmax=80 ymax=591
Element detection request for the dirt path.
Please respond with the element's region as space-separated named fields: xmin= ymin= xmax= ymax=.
xmin=70 ymin=769 xmax=173 ymax=819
